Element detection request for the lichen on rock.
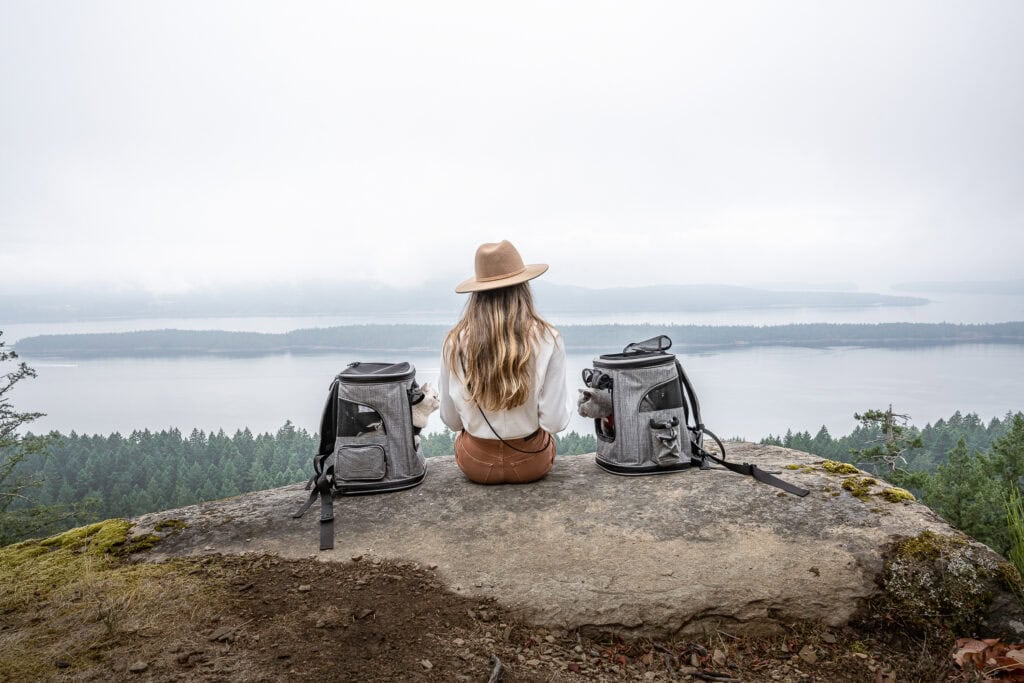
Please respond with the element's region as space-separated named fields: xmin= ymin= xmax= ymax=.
xmin=870 ymin=531 xmax=1001 ymax=637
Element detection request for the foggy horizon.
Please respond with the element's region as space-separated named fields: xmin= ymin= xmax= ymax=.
xmin=3 ymin=1 xmax=1023 ymax=295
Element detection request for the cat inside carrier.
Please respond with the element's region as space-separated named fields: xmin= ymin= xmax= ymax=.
xmin=579 ymin=336 xmax=808 ymax=495
xmin=293 ymin=361 xmax=436 ymax=550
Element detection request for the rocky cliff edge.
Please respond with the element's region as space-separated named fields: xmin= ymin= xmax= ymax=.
xmin=131 ymin=442 xmax=1024 ymax=639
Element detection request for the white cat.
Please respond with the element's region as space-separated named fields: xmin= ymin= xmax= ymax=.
xmin=411 ymin=382 xmax=440 ymax=449
xmin=577 ymin=387 xmax=612 ymax=419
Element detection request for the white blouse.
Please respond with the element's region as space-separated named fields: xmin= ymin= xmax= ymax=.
xmin=439 ymin=329 xmax=571 ymax=440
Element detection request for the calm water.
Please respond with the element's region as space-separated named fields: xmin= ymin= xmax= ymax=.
xmin=6 ymin=293 xmax=1023 ymax=441
xmin=15 ymin=345 xmax=1024 ymax=441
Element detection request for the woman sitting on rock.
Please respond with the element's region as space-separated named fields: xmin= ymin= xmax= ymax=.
xmin=439 ymin=240 xmax=570 ymax=484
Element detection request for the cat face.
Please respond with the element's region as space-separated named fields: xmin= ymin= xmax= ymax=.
xmin=577 ymin=387 xmax=613 ymax=419
xmin=418 ymin=382 xmax=440 ymax=409
xmin=411 ymin=382 xmax=440 ymax=428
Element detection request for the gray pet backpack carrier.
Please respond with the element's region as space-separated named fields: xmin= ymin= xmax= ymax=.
xmin=292 ymin=362 xmax=428 ymax=550
xmin=582 ymin=335 xmax=808 ymax=495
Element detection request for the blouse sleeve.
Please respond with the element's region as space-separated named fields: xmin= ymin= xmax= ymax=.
xmin=438 ymin=344 xmax=464 ymax=432
xmin=538 ymin=331 xmax=571 ymax=434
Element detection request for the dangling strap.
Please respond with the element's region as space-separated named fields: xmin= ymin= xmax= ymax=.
xmin=292 ymin=377 xmax=341 ymax=550
xmin=292 ymin=461 xmax=337 ymax=549
xmin=694 ymin=428 xmax=809 ymax=497
xmin=458 ymin=354 xmax=552 ymax=455
xmin=477 ymin=406 xmax=553 ymax=454
xmin=317 ymin=472 xmax=335 ymax=550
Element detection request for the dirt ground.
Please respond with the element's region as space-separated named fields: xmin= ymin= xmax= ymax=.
xmin=1 ymin=548 xmax=969 ymax=682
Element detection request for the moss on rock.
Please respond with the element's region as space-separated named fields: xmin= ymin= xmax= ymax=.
xmin=995 ymin=561 xmax=1024 ymax=598
xmin=822 ymin=460 xmax=860 ymax=475
xmin=38 ymin=519 xmax=133 ymax=555
xmin=879 ymin=487 xmax=916 ymax=504
xmin=841 ymin=477 xmax=877 ymax=500
xmin=154 ymin=518 xmax=189 ymax=533
xmin=119 ymin=533 xmax=162 ymax=555
xmin=871 ymin=531 xmax=997 ymax=637
xmin=0 ymin=519 xmax=161 ymax=613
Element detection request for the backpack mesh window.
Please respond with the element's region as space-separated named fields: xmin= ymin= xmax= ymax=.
xmin=293 ymin=362 xmax=428 ymax=549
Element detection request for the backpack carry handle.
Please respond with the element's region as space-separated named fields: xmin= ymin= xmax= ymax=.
xmin=622 ymin=335 xmax=672 ymax=354
xmin=582 ymin=367 xmax=612 ymax=390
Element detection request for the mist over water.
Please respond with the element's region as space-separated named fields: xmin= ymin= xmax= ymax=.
xmin=5 ymin=291 xmax=1024 ymax=344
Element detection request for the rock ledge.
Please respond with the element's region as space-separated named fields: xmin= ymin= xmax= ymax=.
xmin=132 ymin=443 xmax=1022 ymax=637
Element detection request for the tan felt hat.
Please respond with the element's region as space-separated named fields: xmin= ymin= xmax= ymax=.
xmin=455 ymin=240 xmax=549 ymax=293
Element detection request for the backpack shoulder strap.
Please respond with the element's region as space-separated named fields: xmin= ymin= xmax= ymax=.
xmin=674 ymin=358 xmax=702 ymax=432
xmin=695 ymin=427 xmax=809 ymax=497
xmin=672 ymin=358 xmax=809 ymax=496
xmin=292 ymin=377 xmax=341 ymax=550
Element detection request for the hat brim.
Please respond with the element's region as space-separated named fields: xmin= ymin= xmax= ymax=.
xmin=455 ymin=263 xmax=549 ymax=294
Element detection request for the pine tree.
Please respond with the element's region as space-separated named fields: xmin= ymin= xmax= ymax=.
xmin=851 ymin=405 xmax=924 ymax=474
xmin=924 ymin=437 xmax=1008 ymax=553
xmin=0 ymin=331 xmax=70 ymax=544
xmin=989 ymin=414 xmax=1024 ymax=491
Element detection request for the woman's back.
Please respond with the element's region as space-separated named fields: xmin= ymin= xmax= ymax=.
xmin=439 ymin=241 xmax=569 ymax=484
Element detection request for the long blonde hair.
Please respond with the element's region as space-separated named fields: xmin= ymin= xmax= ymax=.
xmin=444 ymin=282 xmax=555 ymax=412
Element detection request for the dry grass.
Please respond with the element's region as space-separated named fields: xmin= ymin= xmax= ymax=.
xmin=0 ymin=519 xmax=224 ymax=680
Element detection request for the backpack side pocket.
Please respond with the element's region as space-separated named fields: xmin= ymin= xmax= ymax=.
xmin=335 ymin=442 xmax=387 ymax=481
xmin=648 ymin=416 xmax=682 ymax=467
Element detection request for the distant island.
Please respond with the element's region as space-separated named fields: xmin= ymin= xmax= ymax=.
xmin=0 ymin=281 xmax=927 ymax=323
xmin=13 ymin=322 xmax=1024 ymax=358
xmin=891 ymin=279 xmax=1024 ymax=295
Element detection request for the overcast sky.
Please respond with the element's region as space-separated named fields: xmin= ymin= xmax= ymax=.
xmin=1 ymin=1 xmax=1022 ymax=294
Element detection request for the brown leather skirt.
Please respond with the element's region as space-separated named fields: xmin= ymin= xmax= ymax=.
xmin=454 ymin=429 xmax=556 ymax=485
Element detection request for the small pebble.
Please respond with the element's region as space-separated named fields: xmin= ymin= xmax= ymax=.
xmin=297 ymin=585 xmax=311 ymax=593
xmin=128 ymin=661 xmax=148 ymax=673
xmin=420 ymin=659 xmax=433 ymax=670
